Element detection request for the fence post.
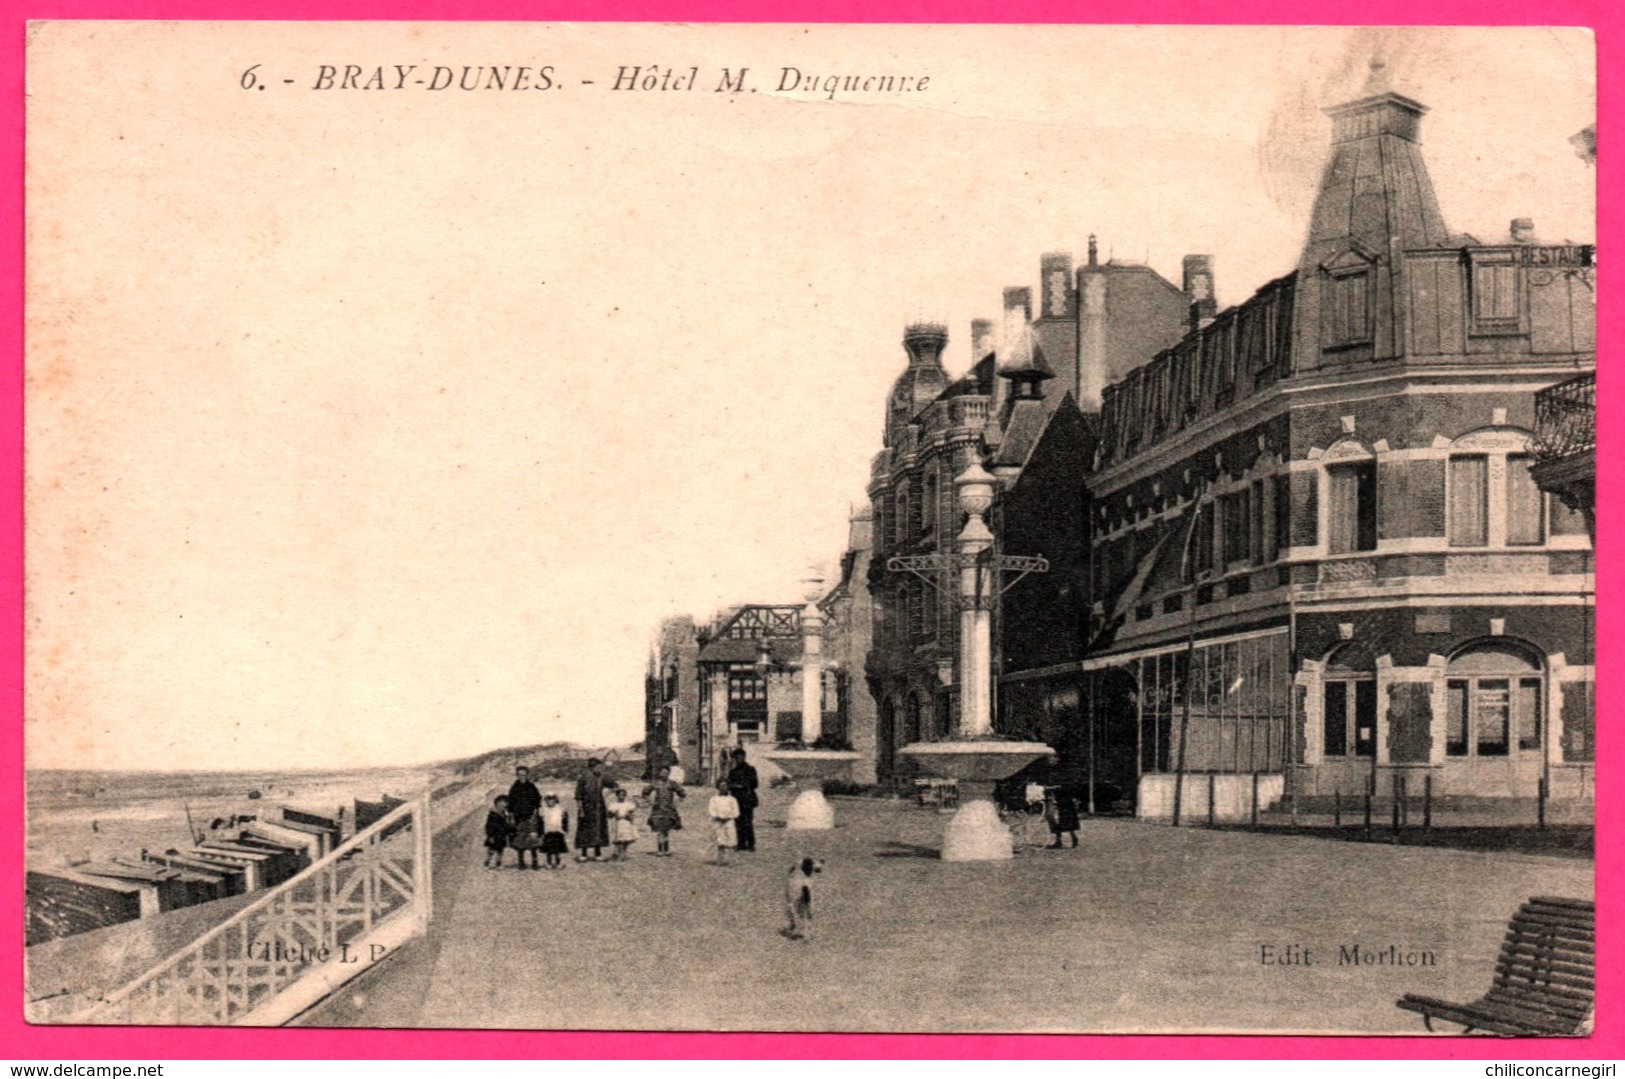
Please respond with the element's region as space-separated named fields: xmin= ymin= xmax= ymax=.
xmin=1423 ymin=773 xmax=1432 ymax=830
xmin=415 ymin=797 xmax=433 ymax=932
xmin=1334 ymin=790 xmax=1341 ymax=829
xmin=1538 ymin=777 xmax=1548 ymax=831
xmin=1207 ymin=775 xmax=1216 ymax=827
xmin=1363 ymin=790 xmax=1373 ymax=835
xmin=1391 ymin=774 xmax=1403 ymax=835
xmin=1251 ymin=771 xmax=1260 ymax=827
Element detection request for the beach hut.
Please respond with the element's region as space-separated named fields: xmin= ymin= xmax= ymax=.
xmin=193 ymin=841 xmax=281 ymax=890
xmin=145 ymin=851 xmax=247 ymax=897
xmin=72 ymin=862 xmax=193 ymax=917
xmin=353 ymin=795 xmax=407 ymax=834
xmin=280 ymin=806 xmax=343 ymax=852
xmin=25 ymin=870 xmax=142 ymax=944
xmin=116 ymin=857 xmax=225 ymax=905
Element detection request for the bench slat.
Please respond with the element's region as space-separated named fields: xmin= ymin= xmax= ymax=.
xmin=1487 ymin=984 xmax=1592 ymax=1009
xmin=1508 ymin=923 xmax=1599 ymax=942
xmin=1480 ymin=994 xmax=1591 ymax=1023
xmin=1396 ymin=995 xmax=1581 ymax=1036
xmin=1528 ymin=896 xmax=1595 ymax=912
xmin=1499 ymin=936 xmax=1595 ymax=961
xmin=1498 ymin=952 xmax=1595 ymax=976
xmin=1485 ymin=992 xmax=1591 ymax=1019
xmin=1494 ymin=976 xmax=1594 ymax=999
xmin=1495 ymin=953 xmax=1595 ymax=980
xmin=1494 ymin=964 xmax=1594 ymax=989
xmin=1500 ymin=938 xmax=1595 ymax=962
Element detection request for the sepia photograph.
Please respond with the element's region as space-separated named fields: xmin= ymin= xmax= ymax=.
xmin=22 ymin=22 xmax=1596 ymax=1036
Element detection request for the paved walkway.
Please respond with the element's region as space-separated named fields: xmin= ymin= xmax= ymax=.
xmin=304 ymin=787 xmax=1592 ymax=1033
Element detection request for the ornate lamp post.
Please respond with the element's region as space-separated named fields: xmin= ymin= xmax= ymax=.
xmin=763 ymin=571 xmax=860 ymax=830
xmin=892 ymin=461 xmax=1053 ymax=860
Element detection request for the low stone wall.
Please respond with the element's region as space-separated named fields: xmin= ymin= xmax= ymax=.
xmin=1137 ymin=773 xmax=1285 ymax=823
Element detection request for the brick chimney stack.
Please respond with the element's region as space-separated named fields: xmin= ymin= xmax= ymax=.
xmin=1040 ymin=252 xmax=1074 ymax=319
xmin=1003 ymin=287 xmax=1033 ymax=324
xmin=971 ymin=318 xmax=996 ymax=362
xmin=1183 ymin=254 xmax=1217 ymax=332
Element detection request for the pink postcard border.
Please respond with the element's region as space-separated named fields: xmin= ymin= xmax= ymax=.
xmin=1 ymin=0 xmax=1616 ymax=1060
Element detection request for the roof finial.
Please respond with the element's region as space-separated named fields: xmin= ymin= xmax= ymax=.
xmin=1363 ymin=52 xmax=1391 ymax=95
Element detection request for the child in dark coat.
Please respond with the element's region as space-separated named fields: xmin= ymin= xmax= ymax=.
xmin=484 ymin=796 xmax=515 ymax=868
xmin=1046 ymin=787 xmax=1080 ymax=849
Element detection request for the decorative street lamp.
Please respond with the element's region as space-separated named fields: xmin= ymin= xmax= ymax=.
xmin=891 ymin=461 xmax=1053 ymax=861
xmin=763 ymin=570 xmax=860 ymax=830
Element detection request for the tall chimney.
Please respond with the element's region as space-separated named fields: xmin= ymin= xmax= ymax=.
xmin=971 ymin=318 xmax=996 ymax=361
xmin=1001 ymin=289 xmax=1033 ymax=369
xmin=1003 ymin=287 xmax=1033 ymax=324
xmin=1183 ymin=254 xmax=1217 ymax=331
xmin=848 ymin=504 xmax=874 ymax=552
xmin=1040 ymin=252 xmax=1074 ymax=319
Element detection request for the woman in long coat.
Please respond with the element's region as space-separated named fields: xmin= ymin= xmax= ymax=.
xmin=573 ymin=758 xmax=611 ymax=860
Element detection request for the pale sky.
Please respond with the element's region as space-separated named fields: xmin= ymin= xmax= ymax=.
xmin=25 ymin=24 xmax=1595 ymax=771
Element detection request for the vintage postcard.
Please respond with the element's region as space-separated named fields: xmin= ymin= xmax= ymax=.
xmin=23 ymin=23 xmax=1596 ymax=1036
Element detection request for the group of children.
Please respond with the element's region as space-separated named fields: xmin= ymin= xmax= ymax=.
xmin=485 ymin=790 xmax=575 ymax=869
xmin=483 ymin=768 xmax=746 ymax=867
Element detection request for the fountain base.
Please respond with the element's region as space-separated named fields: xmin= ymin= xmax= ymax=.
xmin=763 ymin=749 xmax=861 ymax=832
xmin=898 ymin=741 xmax=1052 ymax=862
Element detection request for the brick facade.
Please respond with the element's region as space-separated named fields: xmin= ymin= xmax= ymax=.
xmin=1083 ymin=73 xmax=1594 ymax=804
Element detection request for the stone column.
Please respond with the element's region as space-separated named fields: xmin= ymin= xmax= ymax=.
xmin=801 ymin=602 xmax=824 ymax=744
xmin=709 ymin=669 xmax=730 ymax=784
xmin=957 ymin=463 xmax=996 ymax=737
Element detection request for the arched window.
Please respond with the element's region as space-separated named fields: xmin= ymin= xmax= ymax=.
xmin=1446 ymin=641 xmax=1544 ymax=759
xmin=1322 ymin=642 xmax=1376 ymax=759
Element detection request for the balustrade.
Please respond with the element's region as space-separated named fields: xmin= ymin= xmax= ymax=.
xmin=69 ymin=779 xmax=489 ymax=1026
xmin=1532 ymin=372 xmax=1595 ymax=462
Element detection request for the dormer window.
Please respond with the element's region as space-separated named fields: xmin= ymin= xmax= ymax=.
xmin=1320 ymin=249 xmax=1376 ymax=350
xmin=1323 ymin=269 xmax=1372 ymax=348
xmin=1469 ymin=252 xmax=1523 ymax=335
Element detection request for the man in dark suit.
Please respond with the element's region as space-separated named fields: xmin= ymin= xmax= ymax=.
xmin=726 ymin=747 xmax=760 ymax=852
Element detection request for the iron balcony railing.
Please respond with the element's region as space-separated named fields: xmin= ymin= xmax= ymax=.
xmin=1532 ymin=371 xmax=1595 ymax=462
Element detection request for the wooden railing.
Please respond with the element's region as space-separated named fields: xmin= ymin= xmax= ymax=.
xmin=71 ymin=780 xmax=489 ymax=1026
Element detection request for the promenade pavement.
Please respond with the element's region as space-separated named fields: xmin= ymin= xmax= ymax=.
xmin=301 ymin=785 xmax=1592 ymax=1033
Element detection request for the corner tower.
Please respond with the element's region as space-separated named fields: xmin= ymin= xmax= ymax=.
xmin=884 ymin=322 xmax=950 ymax=446
xmin=1295 ymin=59 xmax=1451 ymax=371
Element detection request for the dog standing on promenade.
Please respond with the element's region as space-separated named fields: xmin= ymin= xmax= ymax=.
xmin=783 ymin=857 xmax=824 ymax=941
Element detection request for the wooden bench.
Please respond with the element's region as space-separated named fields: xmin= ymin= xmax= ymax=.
xmin=1397 ymin=896 xmax=1593 ymax=1035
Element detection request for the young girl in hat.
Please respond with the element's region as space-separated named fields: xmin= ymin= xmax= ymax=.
xmin=539 ymin=792 xmax=571 ymax=870
xmin=606 ymin=785 xmax=638 ymax=861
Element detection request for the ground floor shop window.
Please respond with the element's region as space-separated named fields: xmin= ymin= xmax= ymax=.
xmin=1323 ymin=677 xmax=1376 ymax=758
xmin=1128 ymin=630 xmax=1291 ymax=775
xmin=1444 ymin=642 xmax=1544 ymax=759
